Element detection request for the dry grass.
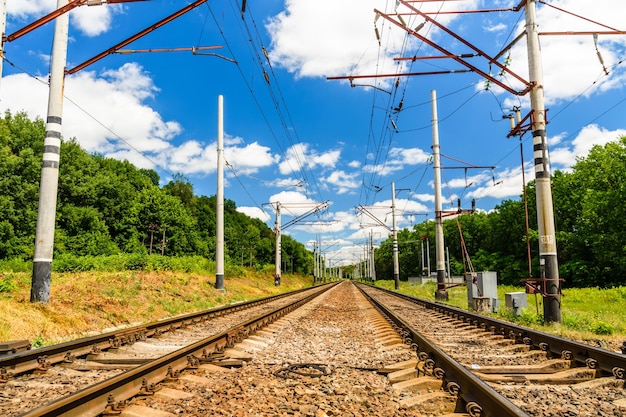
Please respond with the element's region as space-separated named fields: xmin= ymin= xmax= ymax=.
xmin=0 ymin=270 xmax=312 ymax=346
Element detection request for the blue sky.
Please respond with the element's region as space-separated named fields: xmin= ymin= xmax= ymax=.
xmin=2 ymin=1 xmax=625 ymax=267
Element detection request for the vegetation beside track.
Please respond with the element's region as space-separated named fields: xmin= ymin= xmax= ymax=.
xmin=374 ymin=280 xmax=626 ymax=348
xmin=0 ymin=265 xmax=312 ymax=348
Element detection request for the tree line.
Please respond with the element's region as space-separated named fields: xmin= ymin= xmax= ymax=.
xmin=374 ymin=134 xmax=626 ymax=289
xmin=0 ymin=111 xmax=311 ymax=273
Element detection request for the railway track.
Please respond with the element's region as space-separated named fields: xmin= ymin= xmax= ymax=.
xmin=358 ymin=283 xmax=626 ymax=416
xmin=1 ymin=281 xmax=624 ymax=416
xmin=0 ymin=283 xmax=334 ymax=416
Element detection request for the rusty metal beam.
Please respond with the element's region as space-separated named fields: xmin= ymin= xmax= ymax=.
xmin=4 ymin=0 xmax=148 ymax=43
xmin=67 ymin=0 xmax=209 ymax=74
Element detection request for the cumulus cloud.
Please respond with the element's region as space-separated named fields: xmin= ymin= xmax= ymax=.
xmin=0 ymin=63 xmax=278 ymax=177
xmin=549 ymin=124 xmax=626 ymax=170
xmin=324 ymin=170 xmax=360 ymax=195
xmin=363 ymin=146 xmax=430 ymax=176
xmin=0 ymin=63 xmax=179 ymax=156
xmin=237 ymin=206 xmax=271 ymax=222
xmin=266 ymin=0 xmax=480 ymax=87
xmin=278 ymin=143 xmax=341 ymax=175
xmin=501 ymin=1 xmax=626 ymax=105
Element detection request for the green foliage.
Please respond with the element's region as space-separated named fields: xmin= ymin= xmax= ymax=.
xmin=31 ymin=334 xmax=46 ymax=349
xmin=373 ymin=135 xmax=626 ymax=289
xmin=0 ymin=111 xmax=313 ymax=277
xmin=0 ymin=258 xmax=31 ymax=272
xmin=0 ymin=274 xmax=17 ymax=292
xmin=590 ymin=321 xmax=614 ymax=335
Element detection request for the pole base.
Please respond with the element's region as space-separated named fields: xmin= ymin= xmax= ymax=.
xmin=215 ymin=274 xmax=225 ymax=290
xmin=435 ymin=289 xmax=449 ymax=301
xmin=31 ymin=261 xmax=52 ymax=303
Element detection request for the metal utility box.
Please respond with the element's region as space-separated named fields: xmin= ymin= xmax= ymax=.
xmin=466 ymin=271 xmax=499 ymax=312
xmin=408 ymin=276 xmax=436 ymax=284
xmin=505 ymin=292 xmax=528 ymax=315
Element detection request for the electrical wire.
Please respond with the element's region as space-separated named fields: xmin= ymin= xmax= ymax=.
xmin=1 ymin=55 xmax=176 ymax=178
xmin=223 ymin=0 xmax=326 ymax=204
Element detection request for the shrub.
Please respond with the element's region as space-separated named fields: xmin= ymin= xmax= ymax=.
xmin=123 ymin=254 xmax=148 ymax=271
xmin=0 ymin=258 xmax=31 ymax=272
xmin=53 ymin=254 xmax=97 ymax=272
xmin=0 ymin=274 xmax=17 ymax=292
xmin=590 ymin=321 xmax=614 ymax=335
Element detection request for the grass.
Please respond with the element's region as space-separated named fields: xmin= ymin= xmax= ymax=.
xmin=374 ymin=279 xmax=626 ymax=348
xmin=0 ymin=269 xmax=312 ymax=346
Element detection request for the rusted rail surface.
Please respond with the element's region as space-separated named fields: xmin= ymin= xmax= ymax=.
xmin=356 ymin=283 xmax=529 ymax=417
xmin=362 ymin=283 xmax=626 ymax=380
xmin=15 ymin=283 xmax=335 ymax=417
xmin=0 ymin=284 xmax=329 ymax=381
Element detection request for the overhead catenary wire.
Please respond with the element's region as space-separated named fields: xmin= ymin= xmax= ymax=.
xmin=214 ymin=0 xmax=326 ymax=205
xmin=1 ymin=55 xmax=176 ymax=179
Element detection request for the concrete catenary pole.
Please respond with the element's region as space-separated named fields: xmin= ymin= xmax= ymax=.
xmin=431 ymin=90 xmax=447 ymax=300
xmin=215 ymin=95 xmax=225 ymax=290
xmin=274 ymin=202 xmax=281 ymax=286
xmin=313 ymin=237 xmax=317 ymax=283
xmin=525 ymin=0 xmax=561 ymax=323
xmin=31 ymin=0 xmax=70 ymax=303
xmin=370 ymin=230 xmax=376 ymax=282
xmin=391 ymin=181 xmax=400 ymax=290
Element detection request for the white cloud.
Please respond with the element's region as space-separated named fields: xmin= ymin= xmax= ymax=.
xmin=549 ymin=124 xmax=626 ymax=170
xmin=237 ymin=206 xmax=271 ymax=222
xmin=0 ymin=63 xmax=278 ymax=177
xmin=278 ymin=143 xmax=341 ymax=175
xmin=324 ymin=170 xmax=360 ymax=195
xmin=268 ymin=190 xmax=320 ymax=216
xmin=502 ymin=1 xmax=626 ymax=105
xmin=266 ymin=0 xmax=480 ymax=87
xmin=225 ymin=142 xmax=279 ymax=174
xmin=7 ymin=0 xmax=51 ymax=19
xmin=363 ymin=146 xmax=430 ymax=176
xmin=0 ymin=65 xmax=178 ymax=158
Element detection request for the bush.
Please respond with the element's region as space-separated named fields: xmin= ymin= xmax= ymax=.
xmin=0 ymin=274 xmax=17 ymax=292
xmin=53 ymin=254 xmax=97 ymax=272
xmin=123 ymin=254 xmax=148 ymax=271
xmin=590 ymin=321 xmax=614 ymax=335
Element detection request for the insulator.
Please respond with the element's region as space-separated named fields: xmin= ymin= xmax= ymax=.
xmin=397 ymin=14 xmax=407 ymax=27
xmin=375 ymin=27 xmax=381 ymax=44
xmin=414 ymin=22 xmax=425 ymax=33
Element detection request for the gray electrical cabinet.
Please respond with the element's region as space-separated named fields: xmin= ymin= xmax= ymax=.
xmin=466 ymin=271 xmax=499 ymax=312
xmin=505 ymin=292 xmax=528 ymax=315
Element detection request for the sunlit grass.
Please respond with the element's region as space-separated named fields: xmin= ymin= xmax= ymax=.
xmin=0 ymin=269 xmax=312 ymax=346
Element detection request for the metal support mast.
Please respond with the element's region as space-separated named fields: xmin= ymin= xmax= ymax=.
xmin=391 ymin=182 xmax=400 ymax=290
xmin=370 ymin=230 xmax=377 ymax=282
xmin=31 ymin=0 xmax=70 ymax=303
xmin=215 ymin=95 xmax=225 ymax=290
xmin=274 ymin=203 xmax=281 ymax=286
xmin=525 ymin=0 xmax=560 ymax=323
xmin=431 ymin=90 xmax=447 ymax=300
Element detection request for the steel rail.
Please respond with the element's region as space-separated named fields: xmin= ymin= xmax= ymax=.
xmin=367 ymin=284 xmax=626 ymax=380
xmin=18 ymin=282 xmax=337 ymax=417
xmin=356 ymin=283 xmax=528 ymax=417
xmin=0 ymin=284 xmax=328 ymax=379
